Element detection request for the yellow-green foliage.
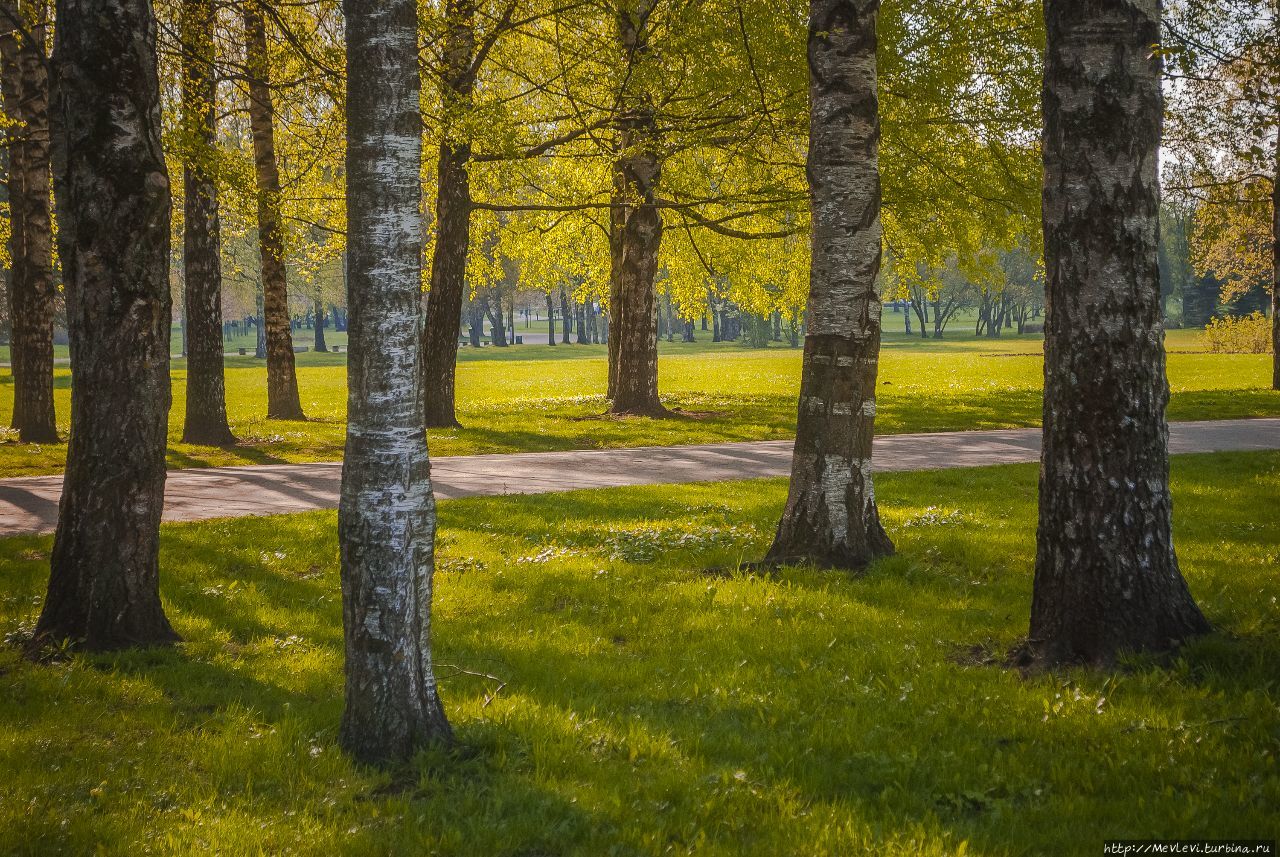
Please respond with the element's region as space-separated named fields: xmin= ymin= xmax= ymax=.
xmin=1 ymin=453 xmax=1278 ymax=854
xmin=1203 ymin=313 xmax=1273 ymax=354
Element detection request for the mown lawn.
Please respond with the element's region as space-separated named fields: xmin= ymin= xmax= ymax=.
xmin=1 ymin=328 xmax=1276 ymax=478
xmin=1 ymin=452 xmax=1277 ymax=855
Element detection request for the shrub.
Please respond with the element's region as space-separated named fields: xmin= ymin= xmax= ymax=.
xmin=1202 ymin=312 xmax=1273 ymax=354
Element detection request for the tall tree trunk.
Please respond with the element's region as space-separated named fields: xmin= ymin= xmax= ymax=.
xmin=576 ymin=301 xmax=588 ymax=344
xmin=254 ymin=286 xmax=267 ymax=358
xmin=485 ymin=291 xmax=507 ymax=345
xmin=313 ymin=287 xmax=327 ymax=352
xmin=764 ymin=0 xmax=893 ymax=570
xmin=607 ymin=1 xmax=665 ymax=416
xmin=37 ymin=0 xmax=178 ymax=650
xmin=179 ymin=0 xmax=235 ymax=445
xmin=0 ymin=0 xmax=57 ymax=443
xmin=559 ymin=285 xmax=572 ymax=344
xmin=340 ymin=0 xmax=451 ymax=765
xmin=545 ymin=292 xmax=556 ymax=345
xmin=422 ymin=0 xmax=475 ymax=428
xmin=1271 ymin=133 xmax=1278 ymax=390
xmin=466 ymin=301 xmax=482 ymax=346
xmin=242 ymin=0 xmax=304 ymax=420
xmin=1030 ymin=0 xmax=1209 ymax=667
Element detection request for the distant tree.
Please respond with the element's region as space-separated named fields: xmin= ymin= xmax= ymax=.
xmin=241 ymin=0 xmax=305 ymax=419
xmin=178 ymin=0 xmax=236 ymax=445
xmin=1158 ymin=201 xmax=1195 ymax=323
xmin=312 ymin=281 xmax=327 ymax=352
xmin=35 ymin=0 xmax=179 ymax=650
xmin=764 ymin=0 xmax=893 ymax=569
xmin=999 ymin=244 xmax=1044 ymax=334
xmin=340 ymin=0 xmax=451 ymax=764
xmin=1030 ymin=0 xmax=1210 ymax=666
xmin=1164 ymin=0 xmax=1277 ymax=386
xmin=0 ymin=0 xmax=58 ymax=442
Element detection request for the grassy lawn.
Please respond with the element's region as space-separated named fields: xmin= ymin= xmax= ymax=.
xmin=1 ymin=328 xmax=1276 ymax=478
xmin=1 ymin=451 xmax=1277 ymax=854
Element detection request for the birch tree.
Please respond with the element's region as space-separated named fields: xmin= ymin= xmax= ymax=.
xmin=1030 ymin=0 xmax=1210 ymax=666
xmin=763 ymin=0 xmax=894 ymax=569
xmin=0 ymin=0 xmax=57 ymax=443
xmin=340 ymin=0 xmax=451 ymax=763
xmin=35 ymin=0 xmax=179 ymax=650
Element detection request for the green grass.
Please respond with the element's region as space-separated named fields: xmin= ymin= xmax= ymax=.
xmin=1 ymin=327 xmax=1276 ymax=478
xmin=1 ymin=452 xmax=1278 ymax=855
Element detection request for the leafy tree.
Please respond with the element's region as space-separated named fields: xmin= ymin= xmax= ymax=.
xmin=1165 ymin=0 xmax=1278 ymax=386
xmin=36 ymin=0 xmax=179 ymax=651
xmin=1030 ymin=0 xmax=1209 ymax=667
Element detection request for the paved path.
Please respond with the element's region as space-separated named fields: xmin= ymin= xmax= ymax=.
xmin=0 ymin=418 xmax=1276 ymax=537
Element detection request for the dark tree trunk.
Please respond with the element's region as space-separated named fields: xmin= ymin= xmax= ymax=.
xmin=313 ymin=289 xmax=327 ymax=352
xmin=1271 ymin=134 xmax=1278 ymax=390
xmin=545 ymin=292 xmax=556 ymax=345
xmin=466 ymin=301 xmax=482 ymax=346
xmin=0 ymin=0 xmax=57 ymax=442
xmin=607 ymin=1 xmax=665 ymax=416
xmin=36 ymin=0 xmax=178 ymax=650
xmin=485 ymin=291 xmax=507 ymax=345
xmin=421 ymin=0 xmax=475 ymax=428
xmin=243 ymin=0 xmax=304 ymax=420
xmin=575 ymin=301 xmax=588 ymax=344
xmin=559 ymin=285 xmax=572 ymax=344
xmin=340 ymin=0 xmax=451 ymax=765
xmin=765 ymin=0 xmax=893 ymax=571
xmin=254 ymin=288 xmax=267 ymax=358
xmin=1030 ymin=0 xmax=1209 ymax=667
xmin=179 ymin=0 xmax=235 ymax=446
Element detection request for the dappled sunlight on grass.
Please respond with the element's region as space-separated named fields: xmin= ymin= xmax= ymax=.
xmin=2 ymin=452 xmax=1277 ymax=854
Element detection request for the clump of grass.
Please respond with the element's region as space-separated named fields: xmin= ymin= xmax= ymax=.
xmin=2 ymin=451 xmax=1277 ymax=855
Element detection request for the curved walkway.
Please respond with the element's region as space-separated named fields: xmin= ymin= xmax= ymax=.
xmin=0 ymin=418 xmax=1277 ymax=537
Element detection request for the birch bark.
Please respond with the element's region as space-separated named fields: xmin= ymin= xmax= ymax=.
xmin=341 ymin=0 xmax=452 ymax=763
xmin=0 ymin=0 xmax=57 ymax=443
xmin=37 ymin=0 xmax=178 ymax=650
xmin=765 ymin=0 xmax=893 ymax=570
xmin=1030 ymin=0 xmax=1210 ymax=666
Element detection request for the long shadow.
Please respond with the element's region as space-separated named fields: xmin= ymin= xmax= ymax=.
xmin=167 ymin=445 xmax=291 ymax=469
